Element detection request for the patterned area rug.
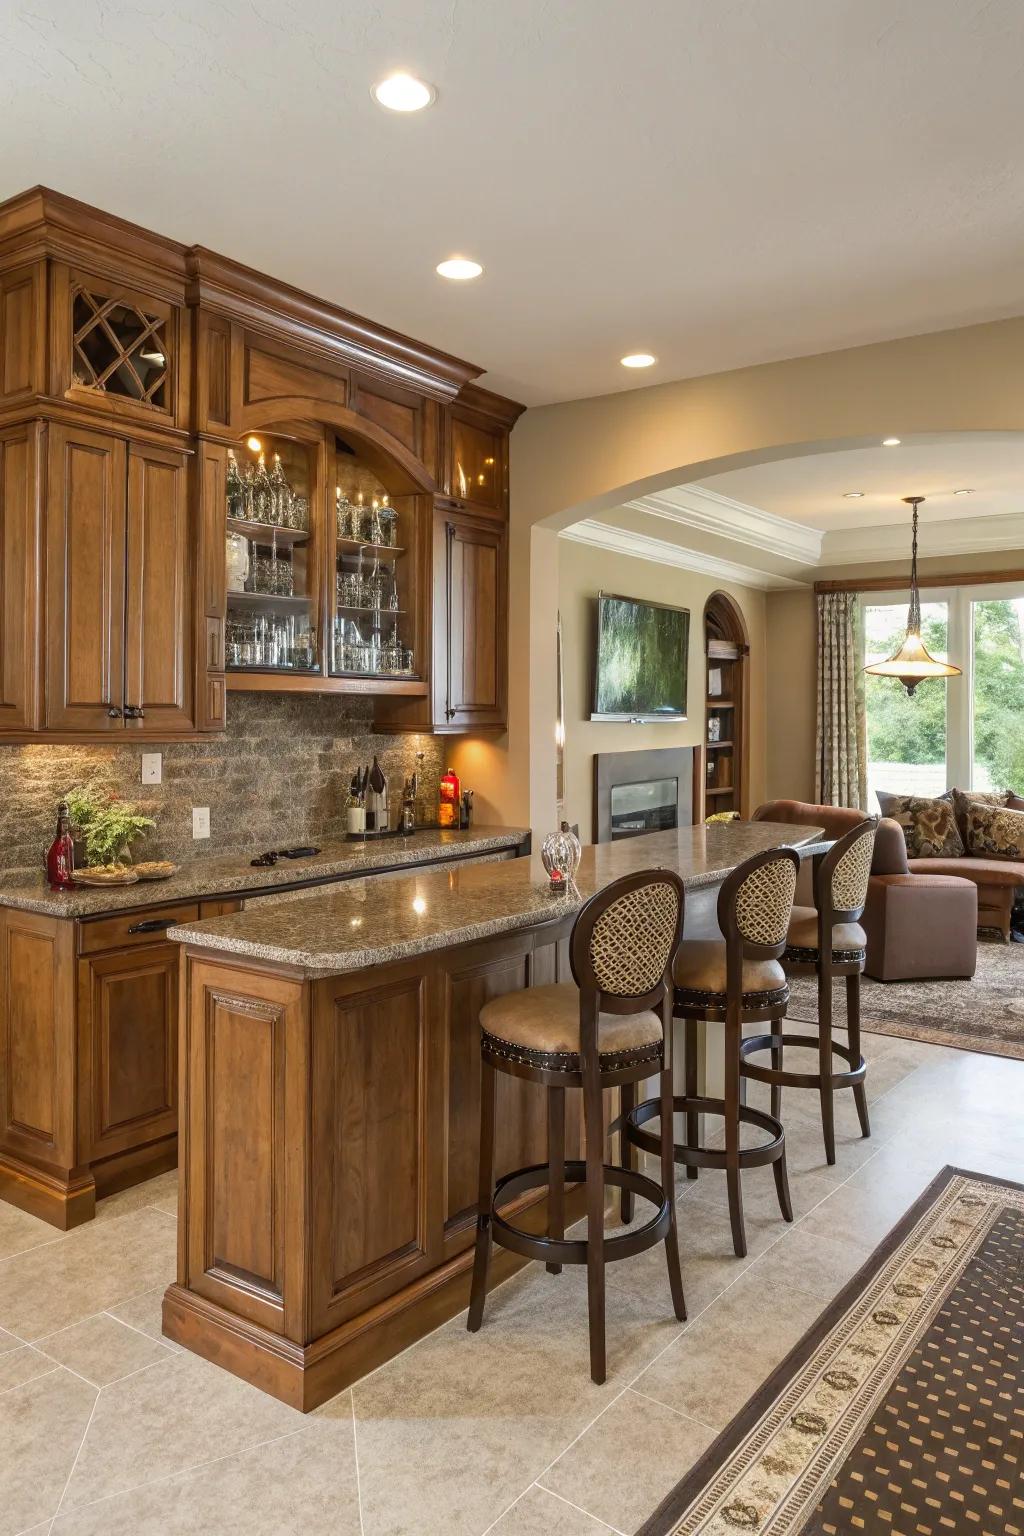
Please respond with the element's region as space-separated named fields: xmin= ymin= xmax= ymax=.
xmin=639 ymin=1168 xmax=1024 ymax=1536
xmin=786 ymin=942 xmax=1024 ymax=1060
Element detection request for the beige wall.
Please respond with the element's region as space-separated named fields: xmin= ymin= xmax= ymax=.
xmin=557 ymin=540 xmax=766 ymax=841
xmin=764 ymin=546 xmax=1024 ymax=804
xmin=449 ymin=316 xmax=1024 ymax=834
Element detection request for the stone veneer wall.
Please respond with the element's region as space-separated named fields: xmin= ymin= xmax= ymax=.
xmin=0 ymin=694 xmax=445 ymax=877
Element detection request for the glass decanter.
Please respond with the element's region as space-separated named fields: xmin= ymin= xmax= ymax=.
xmin=252 ymin=451 xmax=273 ymax=524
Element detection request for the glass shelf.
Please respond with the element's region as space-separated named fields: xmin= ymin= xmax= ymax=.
xmin=336 ymin=538 xmax=403 ymax=560
xmin=228 ymin=590 xmax=312 ymax=613
xmin=228 ymin=517 xmax=310 ymax=546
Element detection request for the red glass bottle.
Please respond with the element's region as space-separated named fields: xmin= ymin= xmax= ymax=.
xmin=46 ymin=801 xmax=76 ymax=891
xmin=438 ymin=768 xmax=461 ymax=828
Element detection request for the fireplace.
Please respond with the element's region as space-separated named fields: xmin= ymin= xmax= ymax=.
xmin=593 ymin=746 xmax=695 ymax=844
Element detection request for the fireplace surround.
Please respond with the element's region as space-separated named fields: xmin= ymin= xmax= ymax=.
xmin=592 ymin=746 xmax=696 ymax=844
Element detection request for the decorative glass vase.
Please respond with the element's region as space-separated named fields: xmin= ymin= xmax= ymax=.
xmin=541 ymin=821 xmax=582 ymax=892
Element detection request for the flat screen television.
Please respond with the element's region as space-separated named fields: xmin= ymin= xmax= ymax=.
xmin=590 ymin=592 xmax=689 ymax=721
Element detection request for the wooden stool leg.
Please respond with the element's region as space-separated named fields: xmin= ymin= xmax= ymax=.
xmin=467 ymin=1057 xmax=497 ymax=1331
xmin=818 ymin=968 xmax=836 ymax=1166
xmin=582 ymin=1061 xmax=607 ymax=1384
xmin=724 ymin=1017 xmax=746 ymax=1259
xmin=619 ymin=1080 xmax=635 ymax=1224
xmin=770 ymin=1026 xmax=783 ymax=1122
xmin=847 ymin=973 xmax=871 ymax=1140
xmin=547 ymin=1086 xmax=566 ymax=1273
xmin=773 ymin=1141 xmax=794 ymax=1223
xmin=659 ymin=1064 xmax=687 ymax=1321
xmin=684 ymin=1017 xmax=699 ymax=1181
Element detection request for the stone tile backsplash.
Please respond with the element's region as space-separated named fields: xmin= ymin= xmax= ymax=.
xmin=0 ymin=694 xmax=445 ymax=876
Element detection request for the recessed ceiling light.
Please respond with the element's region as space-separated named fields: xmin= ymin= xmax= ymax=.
xmin=372 ymin=72 xmax=436 ymax=112
xmin=953 ymin=487 xmax=976 ymax=495
xmin=882 ymin=437 xmax=901 ymax=447
xmin=436 ymin=257 xmax=483 ymax=280
xmin=620 ymin=352 xmax=657 ymax=368
xmin=843 ymin=491 xmax=865 ymax=499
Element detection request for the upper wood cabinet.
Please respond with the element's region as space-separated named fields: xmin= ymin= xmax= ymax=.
xmin=0 ymin=423 xmax=42 ymax=733
xmin=44 ymin=424 xmax=193 ymax=734
xmin=432 ymin=508 xmax=507 ymax=732
xmin=447 ymin=407 xmax=505 ymax=514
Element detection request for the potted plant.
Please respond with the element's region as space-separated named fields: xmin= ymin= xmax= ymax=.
xmin=64 ymin=787 xmax=155 ymax=869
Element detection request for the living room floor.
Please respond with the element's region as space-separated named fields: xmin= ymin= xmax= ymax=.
xmin=2 ymin=1028 xmax=1022 ymax=1536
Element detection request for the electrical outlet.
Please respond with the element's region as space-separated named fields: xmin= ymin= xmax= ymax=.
xmin=192 ymin=807 xmax=210 ymax=840
xmin=141 ymin=753 xmax=161 ymax=785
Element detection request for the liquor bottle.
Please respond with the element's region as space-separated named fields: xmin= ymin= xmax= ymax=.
xmin=438 ymin=768 xmax=461 ymax=828
xmin=253 ymin=451 xmax=272 ymax=523
xmin=226 ymin=450 xmax=244 ymax=520
xmin=46 ymin=801 xmax=76 ymax=891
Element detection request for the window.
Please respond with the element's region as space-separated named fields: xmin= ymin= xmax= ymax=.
xmin=861 ymin=582 xmax=1024 ymax=811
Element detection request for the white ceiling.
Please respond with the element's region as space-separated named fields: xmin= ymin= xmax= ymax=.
xmin=3 ymin=0 xmax=1024 ymax=405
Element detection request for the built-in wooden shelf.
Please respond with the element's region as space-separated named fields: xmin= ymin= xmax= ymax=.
xmin=336 ymin=605 xmax=406 ymax=616
xmin=706 ymin=786 xmax=736 ymax=798
xmin=706 ymin=739 xmax=734 ymax=750
xmin=227 ymin=672 xmax=428 ymax=696
xmin=227 ymin=517 xmax=310 ymax=546
xmin=707 ymin=698 xmax=735 ymax=708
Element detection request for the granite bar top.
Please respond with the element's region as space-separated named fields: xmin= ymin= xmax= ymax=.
xmin=169 ymin=821 xmax=825 ymax=978
xmin=0 ymin=826 xmax=529 ymax=919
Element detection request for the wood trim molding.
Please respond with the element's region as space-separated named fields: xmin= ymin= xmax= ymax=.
xmin=814 ymin=567 xmax=1024 ymax=594
xmin=559 ymin=519 xmax=803 ymax=591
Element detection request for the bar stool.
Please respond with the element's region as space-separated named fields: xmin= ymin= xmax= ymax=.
xmin=467 ymin=869 xmax=687 ymax=1385
xmin=624 ymin=847 xmax=800 ymax=1260
xmin=739 ymin=819 xmax=876 ymax=1165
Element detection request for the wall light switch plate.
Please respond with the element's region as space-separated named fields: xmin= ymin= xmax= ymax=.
xmin=141 ymin=753 xmax=162 ymax=785
xmin=192 ymin=807 xmax=211 ymax=840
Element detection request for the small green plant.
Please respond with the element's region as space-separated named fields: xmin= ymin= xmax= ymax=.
xmin=64 ymin=786 xmax=155 ymax=868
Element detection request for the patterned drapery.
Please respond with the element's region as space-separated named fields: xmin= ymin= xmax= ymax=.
xmin=815 ymin=591 xmax=867 ymax=809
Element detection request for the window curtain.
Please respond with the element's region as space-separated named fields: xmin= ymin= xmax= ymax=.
xmin=815 ymin=591 xmax=867 ymax=809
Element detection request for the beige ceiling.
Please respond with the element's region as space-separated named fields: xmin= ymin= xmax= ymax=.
xmin=3 ymin=1 xmax=1024 ymax=405
xmin=699 ymin=435 xmax=1024 ymax=529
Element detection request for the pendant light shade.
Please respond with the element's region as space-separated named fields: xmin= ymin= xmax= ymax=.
xmin=863 ymin=497 xmax=961 ymax=696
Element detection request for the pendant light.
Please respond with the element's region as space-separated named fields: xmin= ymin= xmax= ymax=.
xmin=863 ymin=496 xmax=961 ymax=696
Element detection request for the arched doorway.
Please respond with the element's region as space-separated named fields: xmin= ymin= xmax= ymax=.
xmin=702 ymin=592 xmax=749 ymax=818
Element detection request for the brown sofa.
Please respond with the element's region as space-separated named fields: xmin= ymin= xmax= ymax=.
xmin=752 ymin=800 xmax=978 ymax=982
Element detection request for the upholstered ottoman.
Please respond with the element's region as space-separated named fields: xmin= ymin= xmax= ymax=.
xmin=862 ymin=872 xmax=978 ymax=981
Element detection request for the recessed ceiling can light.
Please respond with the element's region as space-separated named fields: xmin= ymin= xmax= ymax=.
xmin=620 ymin=352 xmax=657 ymax=368
xmin=953 ymin=487 xmax=976 ymax=495
xmin=372 ymin=72 xmax=436 ymax=112
xmin=436 ymin=257 xmax=483 ymax=280
xmin=843 ymin=491 xmax=865 ymax=499
xmin=882 ymin=437 xmax=901 ymax=447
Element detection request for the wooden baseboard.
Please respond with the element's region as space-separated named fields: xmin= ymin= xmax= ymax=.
xmin=0 ymin=1153 xmax=95 ymax=1230
xmin=92 ymin=1136 xmax=178 ymax=1199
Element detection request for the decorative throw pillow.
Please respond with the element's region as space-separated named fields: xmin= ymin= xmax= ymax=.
xmin=950 ymin=787 xmax=1011 ymax=841
xmin=962 ymin=802 xmax=1024 ymax=861
xmin=884 ymin=795 xmax=964 ymax=859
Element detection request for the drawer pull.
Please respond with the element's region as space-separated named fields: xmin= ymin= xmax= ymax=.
xmin=127 ymin=918 xmax=175 ymax=935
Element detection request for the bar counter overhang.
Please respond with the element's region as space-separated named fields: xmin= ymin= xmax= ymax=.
xmin=163 ymin=821 xmax=823 ymax=1409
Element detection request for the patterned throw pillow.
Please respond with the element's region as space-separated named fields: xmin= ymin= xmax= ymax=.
xmin=883 ymin=795 xmax=964 ymax=859
xmin=949 ymin=787 xmax=1010 ymax=841
xmin=962 ymin=802 xmax=1024 ymax=861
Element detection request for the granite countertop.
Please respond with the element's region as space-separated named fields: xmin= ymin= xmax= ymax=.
xmin=0 ymin=826 xmax=529 ymax=919
xmin=169 ymin=821 xmax=825 ymax=978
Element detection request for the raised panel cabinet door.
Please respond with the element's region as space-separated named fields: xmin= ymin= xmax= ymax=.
xmin=77 ymin=943 xmax=178 ymax=1165
xmin=0 ymin=907 xmax=76 ymax=1170
xmin=435 ymin=511 xmax=508 ymax=731
xmin=45 ymin=424 xmax=127 ymax=731
xmin=0 ymin=424 xmax=42 ymax=733
xmin=125 ymin=442 xmax=194 ymax=732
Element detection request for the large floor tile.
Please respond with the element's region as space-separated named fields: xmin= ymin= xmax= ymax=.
xmin=51 ymin=1413 xmax=359 ymax=1536
xmin=540 ymin=1388 xmax=715 ymax=1534
xmin=0 ymin=1198 xmax=61 ymax=1262
xmin=351 ymin=1265 xmax=683 ymax=1536
xmin=93 ymin=1170 xmax=179 ymax=1224
xmin=39 ymin=1311 xmax=176 ymax=1387
xmin=0 ymin=1366 xmax=97 ymax=1536
xmin=106 ymin=1285 xmax=183 ymax=1353
xmin=0 ymin=1207 xmax=176 ymax=1341
xmin=61 ymin=1350 xmax=307 ymax=1511
xmin=0 ymin=1342 xmax=54 ymax=1392
xmin=739 ymin=1222 xmax=874 ymax=1303
xmin=489 ymin=1485 xmax=617 ymax=1535
xmin=608 ymin=1193 xmax=778 ymax=1319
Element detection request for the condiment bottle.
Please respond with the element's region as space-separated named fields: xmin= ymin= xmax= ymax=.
xmin=438 ymin=768 xmax=461 ymax=828
xmin=46 ymin=801 xmax=76 ymax=891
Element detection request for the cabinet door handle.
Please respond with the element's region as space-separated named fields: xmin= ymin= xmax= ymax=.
xmin=124 ymin=705 xmax=145 ymax=720
xmin=444 ymin=521 xmax=455 ymax=720
xmin=107 ymin=706 xmax=123 ymax=719
xmin=127 ymin=918 xmax=175 ymax=935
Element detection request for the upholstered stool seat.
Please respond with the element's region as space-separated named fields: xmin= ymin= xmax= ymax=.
xmin=673 ymin=940 xmax=787 ymax=1015
xmin=479 ymin=983 xmax=662 ymax=1071
xmin=785 ymin=905 xmax=866 ymax=962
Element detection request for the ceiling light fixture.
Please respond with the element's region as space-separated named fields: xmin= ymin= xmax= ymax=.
xmin=863 ymin=496 xmax=961 ymax=696
xmin=436 ymin=257 xmax=483 ymax=280
xmin=882 ymin=437 xmax=901 ymax=447
xmin=843 ymin=491 xmax=865 ymax=499
xmin=953 ymin=487 xmax=976 ymax=495
xmin=620 ymin=352 xmax=656 ymax=368
xmin=372 ymin=72 xmax=436 ymax=112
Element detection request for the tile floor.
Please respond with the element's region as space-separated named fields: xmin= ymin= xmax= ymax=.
xmin=1 ymin=1027 xmax=1022 ymax=1536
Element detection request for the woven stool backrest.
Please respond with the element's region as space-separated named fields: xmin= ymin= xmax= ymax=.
xmin=719 ymin=847 xmax=800 ymax=956
xmin=571 ymin=869 xmax=685 ymax=1004
xmin=825 ymin=820 xmax=876 ymax=917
